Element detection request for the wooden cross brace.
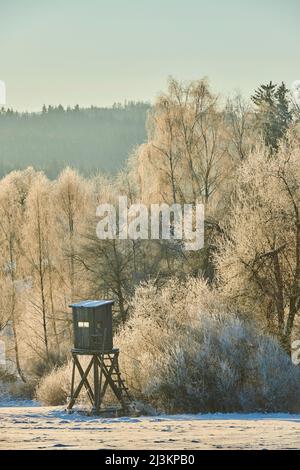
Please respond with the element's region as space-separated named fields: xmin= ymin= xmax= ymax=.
xmin=67 ymin=350 xmax=131 ymax=414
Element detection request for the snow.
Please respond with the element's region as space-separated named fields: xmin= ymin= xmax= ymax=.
xmin=0 ymin=403 xmax=300 ymax=449
xmin=0 ymin=398 xmax=40 ymax=408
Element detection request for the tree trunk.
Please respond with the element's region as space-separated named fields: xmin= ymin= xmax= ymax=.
xmin=11 ymin=313 xmax=27 ymax=383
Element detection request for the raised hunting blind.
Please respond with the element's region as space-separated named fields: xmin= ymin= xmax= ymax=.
xmin=71 ymin=300 xmax=113 ymax=351
xmin=67 ymin=300 xmax=132 ymax=415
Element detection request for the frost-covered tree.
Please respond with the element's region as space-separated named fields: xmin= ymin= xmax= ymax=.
xmin=0 ymin=175 xmax=26 ymax=381
xmin=75 ymin=177 xmax=137 ymax=324
xmin=225 ymin=94 xmax=254 ymax=161
xmin=22 ymin=174 xmax=59 ymax=359
xmin=53 ymin=168 xmax=92 ymax=302
xmin=216 ymin=134 xmax=300 ymax=352
xmin=139 ymin=78 xmax=230 ymax=206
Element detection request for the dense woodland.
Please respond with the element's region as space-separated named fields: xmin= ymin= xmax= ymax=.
xmin=0 ymin=102 xmax=150 ymax=177
xmin=1 ymin=78 xmax=300 ymax=412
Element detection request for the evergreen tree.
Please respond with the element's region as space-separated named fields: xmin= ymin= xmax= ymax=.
xmin=251 ymin=81 xmax=293 ymax=152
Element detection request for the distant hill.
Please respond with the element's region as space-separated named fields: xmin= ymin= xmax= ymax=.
xmin=0 ymin=102 xmax=151 ymax=178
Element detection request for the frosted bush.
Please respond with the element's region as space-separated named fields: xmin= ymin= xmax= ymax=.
xmin=36 ymin=277 xmax=300 ymax=412
xmin=116 ymin=278 xmax=300 ymax=413
xmin=36 ymin=363 xmax=71 ymax=405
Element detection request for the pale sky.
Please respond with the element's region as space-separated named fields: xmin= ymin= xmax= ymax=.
xmin=0 ymin=0 xmax=299 ymax=111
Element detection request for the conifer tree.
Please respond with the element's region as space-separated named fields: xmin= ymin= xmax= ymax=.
xmin=251 ymin=81 xmax=293 ymax=152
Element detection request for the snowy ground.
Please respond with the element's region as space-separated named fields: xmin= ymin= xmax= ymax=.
xmin=0 ymin=402 xmax=300 ymax=450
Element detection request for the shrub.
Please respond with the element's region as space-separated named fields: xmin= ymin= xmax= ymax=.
xmin=9 ymin=380 xmax=36 ymax=399
xmin=26 ymin=350 xmax=68 ymax=381
xmin=36 ymin=357 xmax=92 ymax=406
xmin=0 ymin=366 xmax=17 ymax=383
xmin=0 ymin=367 xmax=35 ymax=400
xmin=116 ymin=277 xmax=300 ymax=413
xmin=35 ymin=363 xmax=71 ymax=405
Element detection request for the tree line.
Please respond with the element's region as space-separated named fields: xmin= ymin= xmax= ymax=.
xmin=0 ymin=101 xmax=150 ymax=178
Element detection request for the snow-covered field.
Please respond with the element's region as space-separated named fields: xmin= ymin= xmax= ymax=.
xmin=0 ymin=401 xmax=300 ymax=450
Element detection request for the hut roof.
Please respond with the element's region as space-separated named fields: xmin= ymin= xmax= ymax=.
xmin=69 ymin=299 xmax=114 ymax=308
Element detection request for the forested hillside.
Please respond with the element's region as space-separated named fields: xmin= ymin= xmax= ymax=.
xmin=0 ymin=102 xmax=150 ymax=178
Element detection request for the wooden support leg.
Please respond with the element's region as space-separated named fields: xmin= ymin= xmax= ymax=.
xmin=93 ymin=355 xmax=100 ymax=413
xmin=70 ymin=356 xmax=76 ymax=398
xmin=74 ymin=355 xmax=95 ymax=406
xmin=67 ymin=355 xmax=94 ymax=410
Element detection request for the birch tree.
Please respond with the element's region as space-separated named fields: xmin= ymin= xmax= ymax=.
xmin=22 ymin=174 xmax=59 ymax=359
xmin=142 ymin=78 xmax=229 ymax=206
xmin=54 ymin=168 xmax=92 ymax=298
xmin=0 ymin=176 xmax=26 ymax=381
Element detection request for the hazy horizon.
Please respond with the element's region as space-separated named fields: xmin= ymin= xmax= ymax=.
xmin=1 ymin=0 xmax=299 ymax=111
